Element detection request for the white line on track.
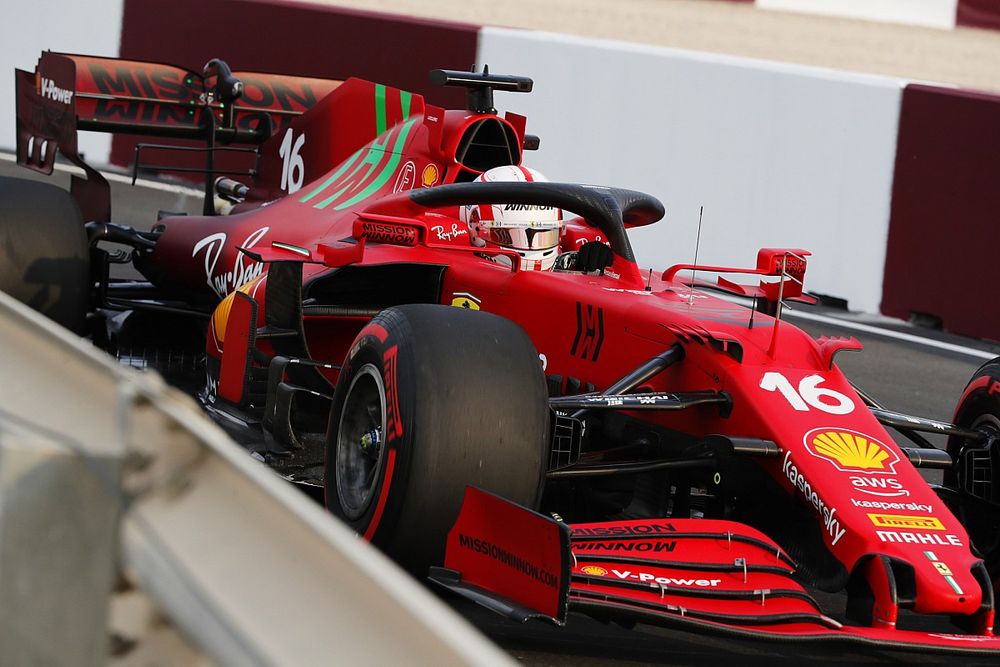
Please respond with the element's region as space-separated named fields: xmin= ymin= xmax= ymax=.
xmin=0 ymin=151 xmax=203 ymax=197
xmin=783 ymin=308 xmax=996 ymax=361
xmin=705 ymin=290 xmax=995 ymax=361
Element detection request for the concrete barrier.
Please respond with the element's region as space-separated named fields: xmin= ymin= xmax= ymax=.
xmin=0 ymin=288 xmax=512 ymax=666
xmin=478 ymin=28 xmax=904 ymax=313
xmin=0 ymin=0 xmax=122 ymax=163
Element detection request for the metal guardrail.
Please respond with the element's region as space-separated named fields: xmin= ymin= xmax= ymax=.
xmin=0 ymin=289 xmax=512 ymax=666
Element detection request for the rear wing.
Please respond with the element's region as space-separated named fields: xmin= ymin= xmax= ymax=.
xmin=15 ymin=51 xmax=341 ymax=219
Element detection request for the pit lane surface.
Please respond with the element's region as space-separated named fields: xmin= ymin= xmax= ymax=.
xmin=6 ymin=159 xmax=999 ymax=665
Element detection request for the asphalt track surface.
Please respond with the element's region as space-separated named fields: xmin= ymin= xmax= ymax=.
xmin=5 ymin=159 xmax=1000 ymax=665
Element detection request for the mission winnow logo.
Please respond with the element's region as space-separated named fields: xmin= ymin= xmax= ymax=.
xmin=458 ymin=533 xmax=558 ymax=588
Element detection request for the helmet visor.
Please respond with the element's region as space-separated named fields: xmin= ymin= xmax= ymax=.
xmin=485 ymin=226 xmax=561 ymax=251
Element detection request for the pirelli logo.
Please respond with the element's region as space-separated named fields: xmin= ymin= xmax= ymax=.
xmin=868 ymin=513 xmax=944 ymax=530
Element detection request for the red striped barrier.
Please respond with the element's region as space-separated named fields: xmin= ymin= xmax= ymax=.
xmin=113 ymin=0 xmax=480 ymax=168
xmin=881 ymin=83 xmax=1000 ymax=340
xmin=957 ymin=0 xmax=1000 ymax=30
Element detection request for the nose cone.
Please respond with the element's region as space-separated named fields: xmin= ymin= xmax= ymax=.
xmin=850 ymin=553 xmax=985 ymax=629
xmin=912 ymin=551 xmax=983 ymax=616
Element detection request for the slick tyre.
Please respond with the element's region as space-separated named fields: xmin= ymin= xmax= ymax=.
xmin=325 ymin=304 xmax=549 ymax=574
xmin=947 ymin=357 xmax=1000 ymax=571
xmin=0 ymin=177 xmax=89 ymax=333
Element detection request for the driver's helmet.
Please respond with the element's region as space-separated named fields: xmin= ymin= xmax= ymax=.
xmin=460 ymin=165 xmax=564 ymax=271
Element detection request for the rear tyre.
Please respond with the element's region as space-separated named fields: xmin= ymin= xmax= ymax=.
xmin=0 ymin=177 xmax=89 ymax=332
xmin=325 ymin=305 xmax=549 ymax=574
xmin=947 ymin=358 xmax=1000 ymax=572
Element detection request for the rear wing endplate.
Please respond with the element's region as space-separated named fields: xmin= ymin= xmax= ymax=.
xmin=15 ymin=51 xmax=340 ymax=220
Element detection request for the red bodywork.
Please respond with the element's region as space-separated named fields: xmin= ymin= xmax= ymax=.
xmin=15 ymin=53 xmax=999 ymax=652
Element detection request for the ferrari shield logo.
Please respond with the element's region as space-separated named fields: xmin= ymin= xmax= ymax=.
xmin=451 ymin=292 xmax=481 ymax=310
xmin=925 ymin=551 xmax=964 ymax=595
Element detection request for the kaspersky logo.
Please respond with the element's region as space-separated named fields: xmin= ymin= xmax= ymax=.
xmin=803 ymin=428 xmax=900 ymax=475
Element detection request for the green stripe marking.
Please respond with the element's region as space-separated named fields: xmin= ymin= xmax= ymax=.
xmin=375 ymin=84 xmax=387 ymax=136
xmin=313 ymin=143 xmax=389 ymax=209
xmin=333 ymin=117 xmax=418 ymax=210
xmin=302 ymin=86 xmax=417 ymax=210
xmin=400 ymin=90 xmax=412 ymax=119
xmin=299 ymin=147 xmax=363 ymax=203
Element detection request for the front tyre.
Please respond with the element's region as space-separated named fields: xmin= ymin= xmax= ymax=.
xmin=947 ymin=357 xmax=1000 ymax=572
xmin=325 ymin=305 xmax=549 ymax=574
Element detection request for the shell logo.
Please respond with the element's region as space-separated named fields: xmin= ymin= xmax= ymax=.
xmin=580 ymin=565 xmax=608 ymax=576
xmin=803 ymin=428 xmax=900 ymax=475
xmin=421 ymin=164 xmax=440 ymax=187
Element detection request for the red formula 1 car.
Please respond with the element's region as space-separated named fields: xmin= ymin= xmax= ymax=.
xmin=5 ymin=51 xmax=1000 ymax=655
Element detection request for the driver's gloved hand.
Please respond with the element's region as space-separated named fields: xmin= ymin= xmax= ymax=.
xmin=575 ymin=240 xmax=614 ymax=273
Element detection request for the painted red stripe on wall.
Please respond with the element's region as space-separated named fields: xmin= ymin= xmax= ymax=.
xmin=957 ymin=0 xmax=1000 ymax=30
xmin=881 ymin=83 xmax=1000 ymax=340
xmin=114 ymin=0 xmax=481 ymax=169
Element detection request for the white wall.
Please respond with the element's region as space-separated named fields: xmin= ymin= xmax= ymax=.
xmin=479 ymin=29 xmax=904 ymax=313
xmin=757 ymin=0 xmax=957 ymax=30
xmin=0 ymin=0 xmax=123 ymax=165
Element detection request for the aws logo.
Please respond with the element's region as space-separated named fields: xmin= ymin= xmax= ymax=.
xmin=803 ymin=428 xmax=900 ymax=475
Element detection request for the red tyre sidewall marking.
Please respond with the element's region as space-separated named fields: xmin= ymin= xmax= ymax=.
xmin=327 ymin=320 xmax=392 ymax=520
xmin=357 ymin=323 xmax=402 ymax=540
xmin=363 ymin=449 xmax=396 ymax=541
xmin=383 ymin=344 xmax=404 ymax=441
xmin=954 ymin=374 xmax=994 ymax=420
xmin=364 ymin=344 xmax=403 ymax=541
xmin=359 ymin=322 xmax=388 ymax=344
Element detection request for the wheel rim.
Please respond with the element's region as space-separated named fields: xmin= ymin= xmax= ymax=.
xmin=970 ymin=413 xmax=1000 ymax=436
xmin=336 ymin=364 xmax=387 ymax=521
xmin=963 ymin=414 xmax=1000 ymax=554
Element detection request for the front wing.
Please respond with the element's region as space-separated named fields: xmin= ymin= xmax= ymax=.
xmin=430 ymin=488 xmax=1000 ymax=655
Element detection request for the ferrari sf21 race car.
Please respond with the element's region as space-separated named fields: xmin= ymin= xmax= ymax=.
xmin=5 ymin=51 xmax=1000 ymax=655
